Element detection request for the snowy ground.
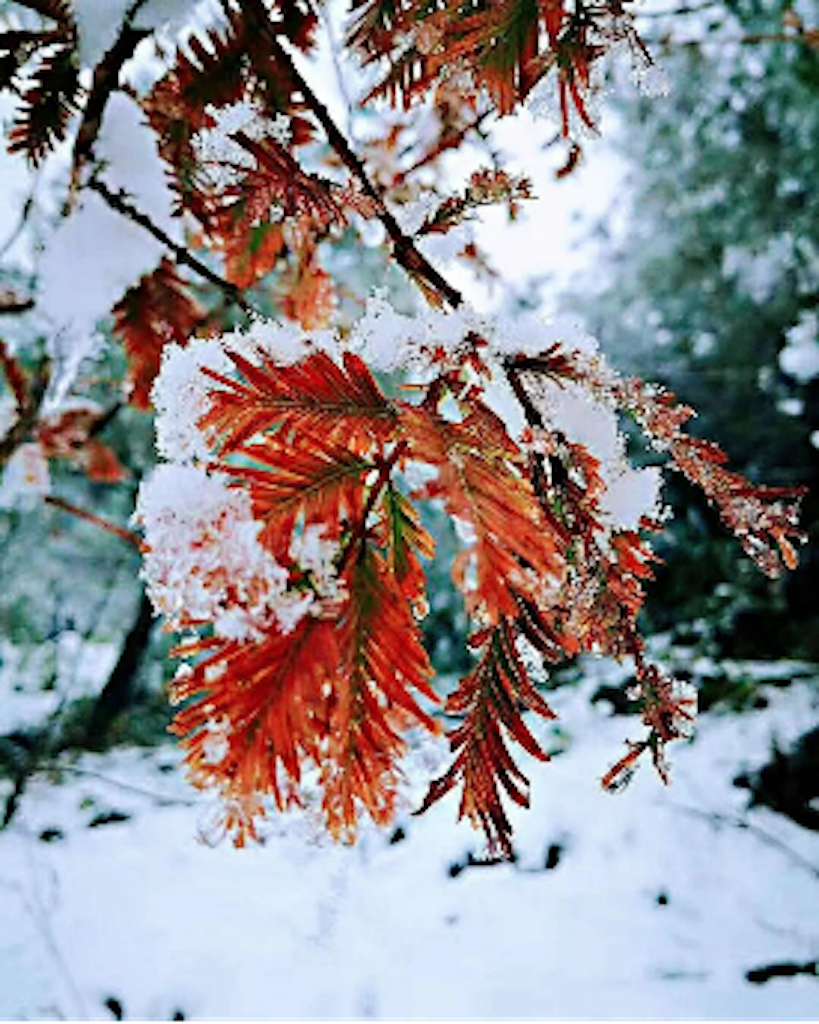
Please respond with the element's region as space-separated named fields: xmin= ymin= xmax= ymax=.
xmin=1 ymin=657 xmax=817 ymax=1020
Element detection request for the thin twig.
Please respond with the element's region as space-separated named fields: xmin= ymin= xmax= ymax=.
xmin=0 ymin=349 xmax=48 ymax=466
xmin=338 ymin=440 xmax=408 ymax=572
xmin=669 ymin=801 xmax=819 ymax=880
xmin=0 ymin=189 xmax=36 ymax=259
xmin=47 ymin=762 xmax=196 ymax=806
xmin=70 ymin=0 xmax=152 ymax=187
xmin=44 ymin=494 xmax=141 ymax=548
xmin=0 ymin=27 xmax=70 ymax=46
xmin=87 ymin=178 xmax=255 ymax=314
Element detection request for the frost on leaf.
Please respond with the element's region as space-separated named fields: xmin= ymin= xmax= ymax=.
xmin=138 ymin=307 xmax=806 ymax=852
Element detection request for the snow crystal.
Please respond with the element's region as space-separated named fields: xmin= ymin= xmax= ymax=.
xmin=96 ymin=91 xmax=179 ymax=236
xmin=151 ymin=339 xmax=231 ymax=463
xmin=0 ymin=442 xmax=51 ymax=510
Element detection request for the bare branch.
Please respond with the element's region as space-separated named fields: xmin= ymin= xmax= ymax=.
xmin=88 ymin=177 xmax=255 ymax=315
xmin=44 ymin=494 xmax=141 ymax=548
xmin=70 ymin=20 xmax=151 ymax=187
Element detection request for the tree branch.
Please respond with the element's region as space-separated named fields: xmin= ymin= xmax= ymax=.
xmin=87 ymin=178 xmax=255 ymax=314
xmin=241 ymin=0 xmax=464 ymax=310
xmin=0 ymin=296 xmax=35 ymax=315
xmin=85 ymin=590 xmax=154 ymax=748
xmin=11 ymin=0 xmax=73 ymax=26
xmin=0 ymin=347 xmax=48 ymax=467
xmin=44 ymin=494 xmax=141 ymax=548
xmin=70 ymin=2 xmax=151 ymax=187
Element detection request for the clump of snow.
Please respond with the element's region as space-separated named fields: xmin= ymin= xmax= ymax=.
xmin=535 ymin=378 xmax=623 ymax=466
xmin=192 ymin=101 xmax=288 ymax=190
xmin=38 ymin=93 xmax=180 ymax=408
xmin=491 ymin=309 xmax=599 ymax=359
xmin=348 ymin=292 xmax=595 ymax=378
xmin=95 ymin=91 xmax=179 ymax=235
xmin=779 ymin=311 xmax=819 ymax=384
xmin=135 ymin=465 xmax=299 ymax=639
xmin=0 ymin=441 xmax=50 ymax=510
xmin=599 ymin=463 xmax=663 ymax=534
xmin=151 ymin=339 xmax=231 ymax=463
xmin=72 ymin=0 xmax=134 ymax=69
xmin=43 ymin=328 xmax=105 ymax=414
xmin=136 ymin=466 xmax=348 ymax=639
xmin=525 ymin=375 xmax=663 ymax=532
xmin=73 ymin=0 xmax=204 ymax=69
xmin=0 ymin=394 xmax=18 ymax=440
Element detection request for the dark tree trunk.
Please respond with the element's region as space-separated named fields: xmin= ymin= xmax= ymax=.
xmin=85 ymin=591 xmax=155 ymax=749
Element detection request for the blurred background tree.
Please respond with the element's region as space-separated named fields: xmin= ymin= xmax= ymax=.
xmin=563 ymin=0 xmax=818 ymax=662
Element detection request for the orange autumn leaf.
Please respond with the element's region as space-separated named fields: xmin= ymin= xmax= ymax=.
xmin=400 ymin=400 xmax=564 ymax=622
xmin=113 ymin=258 xmax=204 ymax=409
xmin=202 ymin=349 xmax=398 ymax=454
xmin=418 ymin=617 xmax=556 ymax=858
